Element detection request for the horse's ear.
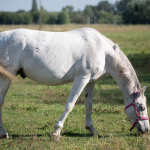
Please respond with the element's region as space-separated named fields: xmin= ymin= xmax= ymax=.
xmin=140 ymin=86 xmax=147 ymax=95
xmin=113 ymin=44 xmax=117 ymax=50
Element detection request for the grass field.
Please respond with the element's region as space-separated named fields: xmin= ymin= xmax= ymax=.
xmin=0 ymin=24 xmax=150 ymax=149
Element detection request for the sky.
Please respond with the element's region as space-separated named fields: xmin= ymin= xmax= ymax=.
xmin=0 ymin=0 xmax=118 ymax=12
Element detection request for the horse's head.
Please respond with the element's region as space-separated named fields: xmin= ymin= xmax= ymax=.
xmin=125 ymin=86 xmax=149 ymax=133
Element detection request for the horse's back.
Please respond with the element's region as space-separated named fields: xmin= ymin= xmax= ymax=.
xmin=0 ymin=28 xmax=106 ymax=85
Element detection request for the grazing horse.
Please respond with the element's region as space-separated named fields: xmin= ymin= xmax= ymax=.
xmin=0 ymin=28 xmax=149 ymax=140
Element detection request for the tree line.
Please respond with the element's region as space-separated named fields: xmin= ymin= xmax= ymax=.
xmin=0 ymin=0 xmax=150 ymax=25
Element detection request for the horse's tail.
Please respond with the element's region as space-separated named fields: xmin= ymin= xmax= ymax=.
xmin=0 ymin=64 xmax=17 ymax=81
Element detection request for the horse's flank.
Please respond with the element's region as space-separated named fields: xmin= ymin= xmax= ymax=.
xmin=0 ymin=28 xmax=106 ymax=85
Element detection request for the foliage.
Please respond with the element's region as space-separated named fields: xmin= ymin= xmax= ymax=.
xmin=62 ymin=5 xmax=74 ymax=23
xmin=84 ymin=5 xmax=94 ymax=18
xmin=123 ymin=0 xmax=150 ymax=24
xmin=47 ymin=12 xmax=57 ymax=24
xmin=0 ymin=12 xmax=32 ymax=24
xmin=69 ymin=11 xmax=87 ymax=24
xmin=96 ymin=1 xmax=114 ymax=12
xmin=115 ymin=0 xmax=150 ymax=24
xmin=116 ymin=0 xmax=132 ymax=13
xmin=62 ymin=5 xmax=74 ymax=13
xmin=40 ymin=7 xmax=49 ymax=24
xmin=57 ymin=11 xmax=70 ymax=24
xmin=0 ymin=0 xmax=150 ymax=24
xmin=31 ymin=11 xmax=39 ymax=24
xmin=96 ymin=11 xmax=114 ymax=24
xmin=31 ymin=0 xmax=38 ymax=13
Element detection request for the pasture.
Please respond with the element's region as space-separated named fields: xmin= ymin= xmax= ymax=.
xmin=0 ymin=24 xmax=150 ymax=149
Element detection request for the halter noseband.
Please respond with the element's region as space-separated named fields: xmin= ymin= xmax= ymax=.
xmin=124 ymin=90 xmax=149 ymax=131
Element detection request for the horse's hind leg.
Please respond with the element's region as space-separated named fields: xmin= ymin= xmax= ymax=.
xmin=51 ymin=75 xmax=90 ymax=141
xmin=84 ymin=82 xmax=96 ymax=136
xmin=0 ymin=74 xmax=10 ymax=139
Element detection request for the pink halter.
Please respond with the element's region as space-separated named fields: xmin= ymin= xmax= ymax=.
xmin=124 ymin=90 xmax=149 ymax=131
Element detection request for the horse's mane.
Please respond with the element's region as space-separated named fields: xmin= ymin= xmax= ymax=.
xmin=113 ymin=45 xmax=141 ymax=90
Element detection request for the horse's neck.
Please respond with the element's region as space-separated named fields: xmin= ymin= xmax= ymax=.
xmin=106 ymin=46 xmax=141 ymax=105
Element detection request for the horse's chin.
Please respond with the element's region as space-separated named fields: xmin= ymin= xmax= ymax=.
xmin=136 ymin=121 xmax=149 ymax=133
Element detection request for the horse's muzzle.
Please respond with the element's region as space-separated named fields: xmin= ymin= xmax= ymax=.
xmin=137 ymin=120 xmax=149 ymax=133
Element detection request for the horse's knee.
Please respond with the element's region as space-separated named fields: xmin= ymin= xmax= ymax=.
xmin=65 ymin=103 xmax=74 ymax=113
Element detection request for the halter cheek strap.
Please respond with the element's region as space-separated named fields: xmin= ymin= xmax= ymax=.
xmin=124 ymin=90 xmax=149 ymax=131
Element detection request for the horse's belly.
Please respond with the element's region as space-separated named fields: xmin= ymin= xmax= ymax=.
xmin=23 ymin=57 xmax=75 ymax=86
xmin=24 ymin=69 xmax=74 ymax=85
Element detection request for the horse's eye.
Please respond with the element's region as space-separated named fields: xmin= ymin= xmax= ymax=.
xmin=136 ymin=102 xmax=140 ymax=107
xmin=140 ymin=104 xmax=145 ymax=111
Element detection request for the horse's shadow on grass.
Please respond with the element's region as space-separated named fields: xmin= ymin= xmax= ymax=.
xmin=11 ymin=132 xmax=89 ymax=139
xmin=11 ymin=132 xmax=140 ymax=140
xmin=61 ymin=132 xmax=91 ymax=137
xmin=11 ymin=133 xmax=50 ymax=139
xmin=61 ymin=132 xmax=139 ymax=138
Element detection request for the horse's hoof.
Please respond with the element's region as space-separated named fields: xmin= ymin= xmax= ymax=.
xmin=98 ymin=134 xmax=102 ymax=138
xmin=0 ymin=133 xmax=9 ymax=139
xmin=87 ymin=126 xmax=96 ymax=136
xmin=89 ymin=133 xmax=94 ymax=136
xmin=51 ymin=133 xmax=60 ymax=142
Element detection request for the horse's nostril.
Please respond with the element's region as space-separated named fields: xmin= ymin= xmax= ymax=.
xmin=138 ymin=129 xmax=143 ymax=133
xmin=138 ymin=127 xmax=145 ymax=134
xmin=145 ymin=127 xmax=149 ymax=132
xmin=138 ymin=127 xmax=149 ymax=133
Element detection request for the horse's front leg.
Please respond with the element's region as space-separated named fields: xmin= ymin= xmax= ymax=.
xmin=84 ymin=82 xmax=96 ymax=136
xmin=0 ymin=75 xmax=11 ymax=139
xmin=51 ymin=75 xmax=90 ymax=141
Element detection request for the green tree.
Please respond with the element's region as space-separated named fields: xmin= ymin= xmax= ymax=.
xmin=30 ymin=0 xmax=39 ymax=23
xmin=123 ymin=0 xmax=150 ymax=24
xmin=71 ymin=11 xmax=86 ymax=24
xmin=16 ymin=10 xmax=26 ymax=13
xmin=97 ymin=1 xmax=113 ymax=12
xmin=96 ymin=10 xmax=114 ymax=24
xmin=57 ymin=11 xmax=70 ymax=24
xmin=16 ymin=13 xmax=32 ymax=24
xmin=116 ymin=0 xmax=132 ymax=13
xmin=31 ymin=0 xmax=38 ymax=13
xmin=32 ymin=11 xmax=40 ymax=24
xmin=47 ymin=12 xmax=57 ymax=24
xmin=62 ymin=5 xmax=74 ymax=13
xmin=40 ymin=6 xmax=49 ymax=24
xmin=84 ymin=5 xmax=94 ymax=18
xmin=62 ymin=5 xmax=74 ymax=23
xmin=91 ymin=1 xmax=115 ymax=24
xmin=0 ymin=12 xmax=15 ymax=24
xmin=0 ymin=12 xmax=32 ymax=24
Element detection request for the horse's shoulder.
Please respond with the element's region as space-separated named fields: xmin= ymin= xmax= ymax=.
xmin=75 ymin=27 xmax=99 ymax=35
xmin=11 ymin=28 xmax=33 ymax=35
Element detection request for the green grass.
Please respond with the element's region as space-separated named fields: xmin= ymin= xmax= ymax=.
xmin=0 ymin=25 xmax=150 ymax=149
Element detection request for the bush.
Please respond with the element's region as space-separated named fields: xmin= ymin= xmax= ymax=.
xmin=0 ymin=12 xmax=32 ymax=24
xmin=47 ymin=12 xmax=57 ymax=24
xmin=57 ymin=11 xmax=70 ymax=24
xmin=96 ymin=11 xmax=114 ymax=24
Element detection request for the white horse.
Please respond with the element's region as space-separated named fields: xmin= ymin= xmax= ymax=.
xmin=0 ymin=28 xmax=149 ymax=140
